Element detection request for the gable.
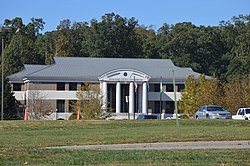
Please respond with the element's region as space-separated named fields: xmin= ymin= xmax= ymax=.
xmin=98 ymin=68 xmax=150 ymax=82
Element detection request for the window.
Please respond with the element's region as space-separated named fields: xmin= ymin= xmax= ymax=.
xmin=149 ymin=84 xmax=154 ymax=92
xmin=199 ymin=107 xmax=204 ymax=112
xmin=13 ymin=83 xmax=22 ymax=91
xmin=166 ymin=84 xmax=173 ymax=92
xmin=57 ymin=100 xmax=65 ymax=112
xmin=207 ymin=106 xmax=224 ymax=111
xmin=242 ymin=110 xmax=245 ymax=115
xmin=57 ymin=83 xmax=65 ymax=91
xmin=238 ymin=110 xmax=242 ymax=115
xmin=165 ymin=84 xmax=185 ymax=92
xmin=154 ymin=84 xmax=160 ymax=92
xmin=69 ymin=83 xmax=77 ymax=91
xmin=177 ymin=84 xmax=185 ymax=92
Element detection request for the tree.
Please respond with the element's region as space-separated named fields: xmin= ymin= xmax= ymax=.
xmin=27 ymin=89 xmax=52 ymax=120
xmin=0 ymin=76 xmax=18 ymax=119
xmin=35 ymin=32 xmax=56 ymax=64
xmin=179 ymin=75 xmax=223 ymax=116
xmin=54 ymin=19 xmax=75 ymax=57
xmin=178 ymin=75 xmax=199 ymax=116
xmin=75 ymin=83 xmax=110 ymax=120
xmin=219 ymin=14 xmax=250 ymax=81
xmin=3 ymin=17 xmax=45 ymax=75
xmin=135 ymin=26 xmax=160 ymax=59
xmin=157 ymin=22 xmax=225 ymax=76
xmin=83 ymin=13 xmax=143 ymax=58
xmin=196 ymin=75 xmax=223 ymax=106
xmin=222 ymin=76 xmax=250 ymax=113
xmin=1 ymin=14 xmax=250 ymax=97
xmin=4 ymin=34 xmax=44 ymax=75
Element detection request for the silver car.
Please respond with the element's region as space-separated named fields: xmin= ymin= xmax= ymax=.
xmin=195 ymin=105 xmax=232 ymax=119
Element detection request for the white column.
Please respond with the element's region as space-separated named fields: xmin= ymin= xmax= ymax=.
xmin=138 ymin=84 xmax=142 ymax=113
xmin=99 ymin=82 xmax=103 ymax=94
xmin=102 ymin=81 xmax=108 ymax=110
xmin=129 ymin=82 xmax=134 ymax=114
xmin=142 ymin=82 xmax=148 ymax=114
xmin=116 ymin=82 xmax=121 ymax=113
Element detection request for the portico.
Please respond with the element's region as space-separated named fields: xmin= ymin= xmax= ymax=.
xmin=98 ymin=69 xmax=150 ymax=114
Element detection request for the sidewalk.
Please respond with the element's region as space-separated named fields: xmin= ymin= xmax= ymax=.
xmin=48 ymin=140 xmax=250 ymax=150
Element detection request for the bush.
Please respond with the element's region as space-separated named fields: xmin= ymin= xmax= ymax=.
xmin=180 ymin=114 xmax=189 ymax=119
xmin=68 ymin=112 xmax=82 ymax=120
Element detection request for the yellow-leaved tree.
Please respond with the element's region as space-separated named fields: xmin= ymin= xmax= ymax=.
xmin=179 ymin=75 xmax=223 ymax=117
xmin=178 ymin=75 xmax=199 ymax=116
xmin=73 ymin=83 xmax=111 ymax=120
xmin=223 ymin=77 xmax=250 ymax=113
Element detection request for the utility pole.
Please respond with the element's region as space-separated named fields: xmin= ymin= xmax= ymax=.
xmin=1 ymin=37 xmax=4 ymax=120
xmin=160 ymin=76 xmax=162 ymax=119
xmin=173 ymin=70 xmax=179 ymax=127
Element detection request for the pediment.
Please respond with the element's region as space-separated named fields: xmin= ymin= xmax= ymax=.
xmin=98 ymin=69 xmax=150 ymax=82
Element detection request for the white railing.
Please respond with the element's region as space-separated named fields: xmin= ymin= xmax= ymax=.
xmin=13 ymin=91 xmax=26 ymax=100
xmin=13 ymin=90 xmax=78 ymax=100
xmin=148 ymin=92 xmax=181 ymax=101
xmin=13 ymin=90 xmax=182 ymax=101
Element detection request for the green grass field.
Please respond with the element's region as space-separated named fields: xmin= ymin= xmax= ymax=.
xmin=0 ymin=119 xmax=249 ymax=165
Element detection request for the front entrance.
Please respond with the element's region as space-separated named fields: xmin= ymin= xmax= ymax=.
xmin=99 ymin=68 xmax=150 ymax=114
xmin=108 ymin=84 xmax=116 ymax=112
xmin=107 ymin=83 xmax=140 ymax=113
xmin=121 ymin=84 xmax=129 ymax=113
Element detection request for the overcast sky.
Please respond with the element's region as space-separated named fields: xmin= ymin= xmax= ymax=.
xmin=1 ymin=0 xmax=249 ymax=32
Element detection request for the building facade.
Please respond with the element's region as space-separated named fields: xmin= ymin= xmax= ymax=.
xmin=8 ymin=57 xmax=204 ymax=119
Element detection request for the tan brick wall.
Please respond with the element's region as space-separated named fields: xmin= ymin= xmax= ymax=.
xmin=15 ymin=82 xmax=101 ymax=113
xmin=65 ymin=83 xmax=69 ymax=91
xmin=21 ymin=84 xmax=25 ymax=91
xmin=48 ymin=100 xmax=57 ymax=112
xmin=28 ymin=83 xmax=57 ymax=90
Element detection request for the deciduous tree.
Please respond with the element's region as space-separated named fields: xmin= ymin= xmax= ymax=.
xmin=75 ymin=83 xmax=110 ymax=120
xmin=223 ymin=76 xmax=250 ymax=113
xmin=178 ymin=75 xmax=198 ymax=115
xmin=27 ymin=88 xmax=52 ymax=120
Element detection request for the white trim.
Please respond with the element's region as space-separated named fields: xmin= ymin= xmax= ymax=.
xmin=13 ymin=90 xmax=182 ymax=102
xmin=98 ymin=68 xmax=150 ymax=82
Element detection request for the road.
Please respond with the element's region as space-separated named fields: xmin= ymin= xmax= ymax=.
xmin=48 ymin=140 xmax=250 ymax=150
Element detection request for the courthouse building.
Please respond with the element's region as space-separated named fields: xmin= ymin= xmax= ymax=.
xmin=8 ymin=57 xmax=203 ymax=119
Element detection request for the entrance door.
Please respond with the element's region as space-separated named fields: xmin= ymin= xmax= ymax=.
xmin=121 ymin=84 xmax=129 ymax=113
xmin=108 ymin=84 xmax=116 ymax=112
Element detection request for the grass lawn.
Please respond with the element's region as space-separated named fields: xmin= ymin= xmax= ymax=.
xmin=0 ymin=119 xmax=249 ymax=165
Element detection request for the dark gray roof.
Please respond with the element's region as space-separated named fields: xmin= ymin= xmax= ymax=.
xmin=8 ymin=57 xmax=206 ymax=83
xmin=8 ymin=65 xmax=50 ymax=82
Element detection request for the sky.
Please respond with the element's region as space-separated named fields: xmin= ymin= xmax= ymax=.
xmin=1 ymin=0 xmax=249 ymax=33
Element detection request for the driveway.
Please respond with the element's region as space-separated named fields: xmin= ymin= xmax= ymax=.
xmin=48 ymin=140 xmax=250 ymax=150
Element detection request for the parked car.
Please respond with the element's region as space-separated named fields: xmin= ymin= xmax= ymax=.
xmin=232 ymin=108 xmax=250 ymax=120
xmin=137 ymin=114 xmax=159 ymax=120
xmin=195 ymin=105 xmax=232 ymax=119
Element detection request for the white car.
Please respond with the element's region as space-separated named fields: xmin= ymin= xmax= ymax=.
xmin=232 ymin=108 xmax=250 ymax=120
xmin=195 ymin=105 xmax=232 ymax=119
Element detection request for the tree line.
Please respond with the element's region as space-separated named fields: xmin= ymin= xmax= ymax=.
xmin=179 ymin=75 xmax=250 ymax=116
xmin=1 ymin=13 xmax=249 ymax=81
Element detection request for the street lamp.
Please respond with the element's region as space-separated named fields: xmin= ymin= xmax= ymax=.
xmin=0 ymin=26 xmax=10 ymax=120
